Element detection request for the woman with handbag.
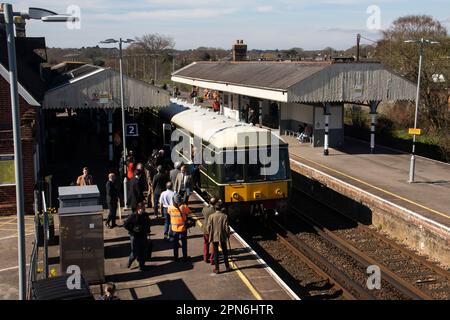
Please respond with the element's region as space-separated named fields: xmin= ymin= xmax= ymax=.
xmin=168 ymin=194 xmax=192 ymax=262
xmin=124 ymin=202 xmax=151 ymax=271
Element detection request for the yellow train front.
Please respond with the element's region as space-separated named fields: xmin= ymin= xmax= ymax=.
xmin=157 ymin=101 xmax=291 ymax=220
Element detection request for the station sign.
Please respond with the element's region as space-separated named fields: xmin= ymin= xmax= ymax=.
xmin=126 ymin=123 xmax=139 ymax=137
xmin=408 ymin=128 xmax=422 ymax=135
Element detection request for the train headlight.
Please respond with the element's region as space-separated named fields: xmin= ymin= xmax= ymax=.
xmin=232 ymin=192 xmax=240 ymax=200
xmin=275 ymin=188 xmax=283 ymax=196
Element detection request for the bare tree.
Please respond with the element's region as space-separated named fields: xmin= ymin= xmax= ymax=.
xmin=133 ymin=33 xmax=175 ymax=55
xmin=375 ymin=15 xmax=450 ymax=160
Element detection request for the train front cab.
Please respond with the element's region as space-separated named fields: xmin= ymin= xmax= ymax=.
xmin=199 ymin=146 xmax=291 ymax=221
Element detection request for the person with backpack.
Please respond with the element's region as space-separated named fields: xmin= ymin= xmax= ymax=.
xmin=124 ymin=202 xmax=151 ymax=271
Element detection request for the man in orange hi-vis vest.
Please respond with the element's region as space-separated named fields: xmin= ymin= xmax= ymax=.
xmin=168 ymin=194 xmax=191 ymax=262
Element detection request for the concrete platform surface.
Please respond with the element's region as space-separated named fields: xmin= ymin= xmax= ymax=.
xmin=0 ymin=215 xmax=35 ymax=300
xmin=46 ymin=199 xmax=296 ymax=300
xmin=285 ymin=136 xmax=450 ymax=228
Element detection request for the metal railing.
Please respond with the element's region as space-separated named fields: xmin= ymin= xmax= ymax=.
xmin=26 ymin=208 xmax=40 ymax=300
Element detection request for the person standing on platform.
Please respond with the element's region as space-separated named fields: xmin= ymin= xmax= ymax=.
xmin=127 ymin=169 xmax=143 ymax=214
xmin=207 ymin=205 xmax=231 ymax=274
xmin=126 ymin=156 xmax=135 ymax=181
xmin=174 ymin=165 xmax=193 ymax=205
xmin=124 ymin=202 xmax=151 ymax=271
xmin=76 ymin=167 xmax=93 ymax=186
xmin=105 ymin=173 xmax=119 ymax=229
xmin=168 ymin=194 xmax=190 ymax=262
xmin=152 ymin=165 xmax=168 ymax=217
xmin=202 ymin=197 xmax=217 ymax=264
xmin=159 ymin=181 xmax=175 ymax=240
xmin=170 ymin=162 xmax=181 ymax=186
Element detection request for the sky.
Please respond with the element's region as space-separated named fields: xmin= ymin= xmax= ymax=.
xmin=10 ymin=0 xmax=450 ymax=50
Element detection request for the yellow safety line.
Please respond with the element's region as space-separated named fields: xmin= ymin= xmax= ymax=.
xmin=290 ymin=152 xmax=450 ymax=221
xmin=0 ymin=218 xmax=17 ymax=228
xmin=195 ymin=218 xmax=263 ymax=300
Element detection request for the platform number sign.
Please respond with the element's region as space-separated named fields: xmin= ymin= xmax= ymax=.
xmin=126 ymin=123 xmax=139 ymax=137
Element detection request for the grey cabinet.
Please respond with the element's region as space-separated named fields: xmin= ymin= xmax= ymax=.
xmin=58 ymin=185 xmax=100 ymax=208
xmin=58 ymin=205 xmax=105 ymax=284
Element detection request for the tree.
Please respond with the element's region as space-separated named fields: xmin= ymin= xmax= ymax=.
xmin=375 ymin=15 xmax=450 ymax=160
xmin=133 ymin=33 xmax=175 ymax=55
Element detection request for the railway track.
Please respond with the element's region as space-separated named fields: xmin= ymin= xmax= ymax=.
xmin=289 ymin=187 xmax=450 ymax=300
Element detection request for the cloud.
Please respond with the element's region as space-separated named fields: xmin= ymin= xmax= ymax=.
xmin=90 ymin=8 xmax=238 ymax=21
xmin=256 ymin=6 xmax=273 ymax=13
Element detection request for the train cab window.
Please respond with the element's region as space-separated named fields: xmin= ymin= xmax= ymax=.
xmin=222 ymin=150 xmax=245 ymax=183
xmin=246 ymin=147 xmax=289 ymax=181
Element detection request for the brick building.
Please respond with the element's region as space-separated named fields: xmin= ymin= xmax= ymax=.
xmin=0 ymin=22 xmax=46 ymax=216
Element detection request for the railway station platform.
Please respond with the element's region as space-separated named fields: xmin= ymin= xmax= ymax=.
xmin=284 ymin=135 xmax=450 ymax=267
xmin=45 ymin=196 xmax=297 ymax=300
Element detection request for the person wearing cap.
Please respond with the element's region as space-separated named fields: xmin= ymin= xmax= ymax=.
xmin=152 ymin=165 xmax=169 ymax=217
xmin=159 ymin=181 xmax=175 ymax=239
xmin=170 ymin=161 xmax=181 ymax=186
xmin=168 ymin=194 xmax=191 ymax=261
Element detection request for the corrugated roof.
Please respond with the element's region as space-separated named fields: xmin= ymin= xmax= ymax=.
xmin=43 ymin=64 xmax=170 ymax=109
xmin=174 ymin=61 xmax=330 ymax=91
xmin=172 ymin=61 xmax=417 ymax=103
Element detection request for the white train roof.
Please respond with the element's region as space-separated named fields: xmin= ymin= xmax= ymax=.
xmin=169 ymin=98 xmax=286 ymax=149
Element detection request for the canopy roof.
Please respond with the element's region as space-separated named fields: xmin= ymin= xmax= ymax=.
xmin=43 ymin=64 xmax=170 ymax=109
xmin=172 ymin=61 xmax=417 ymax=104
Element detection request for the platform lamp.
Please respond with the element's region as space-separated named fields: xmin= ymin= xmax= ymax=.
xmin=0 ymin=3 xmax=78 ymax=300
xmin=99 ymin=38 xmax=134 ymax=208
xmin=404 ymin=38 xmax=439 ymax=183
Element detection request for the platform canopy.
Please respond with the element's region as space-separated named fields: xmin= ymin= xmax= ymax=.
xmin=172 ymin=61 xmax=417 ymax=104
xmin=43 ymin=64 xmax=170 ymax=110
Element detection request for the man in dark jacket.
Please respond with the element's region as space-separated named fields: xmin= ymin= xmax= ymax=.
xmin=105 ymin=173 xmax=119 ymax=228
xmin=127 ymin=169 xmax=143 ymax=213
xmin=123 ymin=203 xmax=151 ymax=271
xmin=152 ymin=165 xmax=169 ymax=217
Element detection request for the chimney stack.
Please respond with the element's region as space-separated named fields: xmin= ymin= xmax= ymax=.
xmin=232 ymin=39 xmax=247 ymax=61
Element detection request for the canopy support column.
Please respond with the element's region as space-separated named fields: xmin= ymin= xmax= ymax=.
xmin=369 ymin=101 xmax=380 ymax=154
xmin=323 ymin=103 xmax=331 ymax=156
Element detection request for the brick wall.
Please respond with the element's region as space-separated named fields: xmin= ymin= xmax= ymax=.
xmin=0 ymin=75 xmax=37 ymax=216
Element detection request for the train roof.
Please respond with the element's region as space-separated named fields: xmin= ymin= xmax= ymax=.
xmin=168 ymin=99 xmax=287 ymax=150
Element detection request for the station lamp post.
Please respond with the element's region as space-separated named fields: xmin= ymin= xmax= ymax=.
xmin=0 ymin=3 xmax=77 ymax=300
xmin=99 ymin=38 xmax=134 ymax=208
xmin=404 ymin=38 xmax=439 ymax=183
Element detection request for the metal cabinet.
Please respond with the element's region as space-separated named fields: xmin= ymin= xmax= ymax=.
xmin=58 ymin=205 xmax=105 ymax=284
xmin=58 ymin=185 xmax=100 ymax=208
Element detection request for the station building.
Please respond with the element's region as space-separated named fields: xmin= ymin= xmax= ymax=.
xmin=172 ymin=60 xmax=417 ymax=155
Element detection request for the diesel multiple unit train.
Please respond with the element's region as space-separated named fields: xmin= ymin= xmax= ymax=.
xmin=148 ymin=99 xmax=291 ymax=219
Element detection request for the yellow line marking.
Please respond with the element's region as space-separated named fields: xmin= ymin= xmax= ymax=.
xmin=194 ymin=218 xmax=262 ymax=300
xmin=290 ymin=152 xmax=450 ymax=221
xmin=0 ymin=218 xmax=17 ymax=228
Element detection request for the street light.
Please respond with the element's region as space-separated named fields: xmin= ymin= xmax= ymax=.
xmin=99 ymin=38 xmax=134 ymax=208
xmin=404 ymin=38 xmax=439 ymax=183
xmin=0 ymin=3 xmax=78 ymax=300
